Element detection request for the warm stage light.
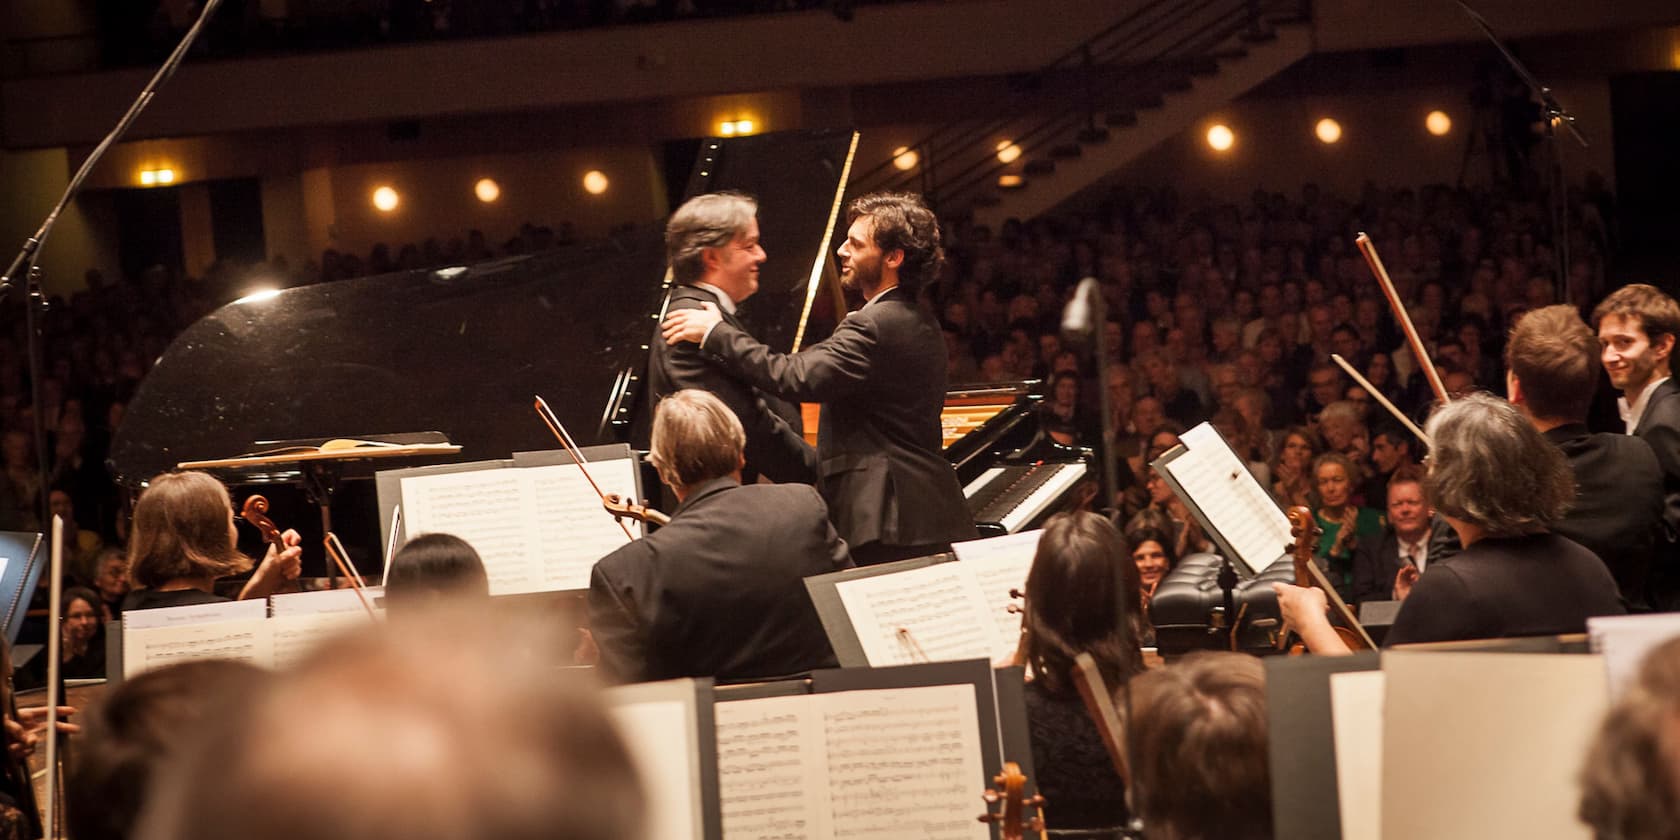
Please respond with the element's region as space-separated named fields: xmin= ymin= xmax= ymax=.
xmin=474 ymin=178 xmax=501 ymax=203
xmin=1206 ymin=124 xmax=1235 ymax=152
xmin=735 ymin=119 xmax=755 ymax=135
xmin=996 ymin=141 xmax=1022 ymax=164
xmin=892 ymin=146 xmax=919 ymax=171
xmin=139 ymin=170 xmax=157 ymax=186
xmin=372 ymin=186 xmax=400 ymax=212
xmin=1426 ymin=110 xmax=1453 ymax=136
xmin=235 ymin=288 xmax=281 ymax=305
xmin=583 ymin=170 xmax=610 ymax=195
xmin=1315 ymin=118 xmax=1342 ymax=144
xmin=155 ymin=168 xmax=176 ymax=184
xmin=998 ymin=174 xmax=1024 ymax=188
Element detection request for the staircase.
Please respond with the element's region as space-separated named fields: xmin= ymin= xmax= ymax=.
xmin=848 ymin=0 xmax=1315 ymax=225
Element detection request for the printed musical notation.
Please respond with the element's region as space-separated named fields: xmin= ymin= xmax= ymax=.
xmin=123 ymin=618 xmax=274 ymax=677
xmin=1166 ymin=424 xmax=1294 ymax=575
xmin=835 ymin=565 xmax=997 ymax=667
xmin=952 ymin=532 xmax=1040 ymax=655
xmin=718 ymin=696 xmax=826 ymax=840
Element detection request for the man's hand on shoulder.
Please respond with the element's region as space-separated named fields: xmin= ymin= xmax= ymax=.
xmin=662 ymin=301 xmax=723 ymax=346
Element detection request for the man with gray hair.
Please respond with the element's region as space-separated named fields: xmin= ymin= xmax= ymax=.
xmin=640 ymin=191 xmax=817 ymax=485
xmin=590 ymin=389 xmax=852 ymax=683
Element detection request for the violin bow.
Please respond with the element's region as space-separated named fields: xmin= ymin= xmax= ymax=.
xmin=323 ymin=532 xmax=378 ymax=619
xmin=532 ymin=396 xmax=636 ymax=541
xmin=43 ymin=516 xmax=64 ymax=839
xmin=1331 ymin=353 xmax=1433 ymax=447
xmin=1356 ymin=232 xmax=1450 ymax=405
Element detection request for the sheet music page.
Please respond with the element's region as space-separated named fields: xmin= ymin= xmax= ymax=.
xmin=609 ymin=698 xmax=703 ymax=840
xmin=122 ymin=618 xmax=274 ymax=677
xmin=1588 ymin=613 xmax=1680 ymax=700
xmin=270 ymin=612 xmax=371 ymax=670
xmin=122 ymin=598 xmax=267 ymax=630
xmin=269 ymin=587 xmax=386 ymax=617
xmin=401 ymin=469 xmax=541 ymax=595
xmin=952 ymin=531 xmax=1041 ymax=658
xmin=1330 ymin=670 xmax=1385 ymax=840
xmin=525 ymin=461 xmax=640 ymax=591
xmin=716 ymin=694 xmax=831 ymax=840
xmin=1166 ymin=424 xmax=1293 ymax=575
xmin=817 ymin=683 xmax=989 ymax=840
xmin=835 ymin=564 xmax=996 ymax=667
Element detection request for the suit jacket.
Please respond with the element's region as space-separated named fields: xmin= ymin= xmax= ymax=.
xmin=1549 ymin=423 xmax=1666 ymax=610
xmin=588 ymin=477 xmax=853 ymax=684
xmin=640 ymin=284 xmax=817 ymax=484
xmin=699 ymin=286 xmax=978 ymax=548
xmin=1350 ymin=516 xmax=1459 ymax=606
xmin=1633 ymin=378 xmax=1680 ymax=539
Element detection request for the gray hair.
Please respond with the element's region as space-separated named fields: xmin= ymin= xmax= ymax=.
xmin=1423 ymin=392 xmax=1574 ymax=536
xmin=1318 ymin=400 xmax=1362 ymax=431
xmin=665 ymin=192 xmax=757 ymax=284
xmin=648 ymin=389 xmax=745 ymax=489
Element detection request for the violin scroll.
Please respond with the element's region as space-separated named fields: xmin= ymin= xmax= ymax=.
xmin=978 ymin=762 xmax=1045 ymax=840
xmin=602 ymin=494 xmax=671 ymax=528
xmin=240 ymin=495 xmax=283 ymax=548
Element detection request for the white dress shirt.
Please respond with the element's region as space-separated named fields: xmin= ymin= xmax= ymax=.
xmin=1620 ymin=376 xmax=1670 ymax=434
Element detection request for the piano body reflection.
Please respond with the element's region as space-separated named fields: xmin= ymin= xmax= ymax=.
xmin=941 ymin=382 xmax=1091 ymax=537
xmin=109 ymin=129 xmax=1089 ymax=570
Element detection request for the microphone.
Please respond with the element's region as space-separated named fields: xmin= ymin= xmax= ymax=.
xmin=1061 ymin=277 xmax=1101 ymax=343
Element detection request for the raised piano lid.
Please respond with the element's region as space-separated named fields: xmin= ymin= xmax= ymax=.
xmin=110 ymin=129 xmax=859 ymax=488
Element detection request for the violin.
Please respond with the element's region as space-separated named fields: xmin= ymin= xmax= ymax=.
xmin=241 ymin=494 xmax=302 ymax=589
xmin=1278 ymin=506 xmax=1373 ymax=654
xmin=602 ymin=494 xmax=670 ymax=528
xmin=978 ymin=762 xmax=1047 ymax=840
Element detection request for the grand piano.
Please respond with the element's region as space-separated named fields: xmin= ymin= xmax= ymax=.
xmin=109 ymin=130 xmax=1086 ymax=568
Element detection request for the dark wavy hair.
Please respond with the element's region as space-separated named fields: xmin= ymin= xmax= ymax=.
xmin=384 ymin=533 xmax=490 ymax=607
xmin=846 ymin=191 xmax=945 ymax=294
xmin=1022 ymin=511 xmax=1145 ymax=698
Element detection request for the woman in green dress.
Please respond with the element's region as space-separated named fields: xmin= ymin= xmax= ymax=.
xmin=1312 ymin=451 xmax=1383 ymax=601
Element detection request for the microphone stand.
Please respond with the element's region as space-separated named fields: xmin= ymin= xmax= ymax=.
xmin=0 ymin=4 xmax=223 ymax=833
xmin=1455 ymin=0 xmax=1586 ymax=302
xmin=1061 ymin=277 xmax=1121 ymax=514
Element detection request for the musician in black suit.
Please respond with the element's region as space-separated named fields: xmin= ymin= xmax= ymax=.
xmin=1594 ymin=286 xmax=1680 ymax=607
xmin=1349 ymin=465 xmax=1458 ymax=606
xmin=638 ymin=192 xmax=817 ymax=485
xmin=589 ymin=389 xmax=853 ymax=684
xmin=662 ymin=191 xmax=978 ymax=566
xmin=1514 ymin=305 xmax=1665 ymax=610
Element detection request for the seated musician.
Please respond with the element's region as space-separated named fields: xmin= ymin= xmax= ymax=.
xmin=1277 ymin=394 xmax=1625 ymax=651
xmin=133 ymin=612 xmax=646 ymax=840
xmin=1578 ymin=636 xmax=1680 ymax=839
xmin=1019 ymin=512 xmax=1144 ymax=832
xmin=121 ymin=472 xmax=302 ymax=612
xmin=68 ymin=660 xmax=269 ymax=840
xmin=588 ymin=389 xmax=853 ymax=684
xmin=382 ymin=533 xmax=489 ymax=612
xmin=1129 ymin=652 xmax=1272 ymax=840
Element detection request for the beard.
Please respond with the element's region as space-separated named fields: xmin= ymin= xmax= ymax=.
xmin=842 ymin=257 xmax=882 ymax=294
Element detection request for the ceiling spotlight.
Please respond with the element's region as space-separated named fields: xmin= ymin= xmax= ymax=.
xmin=372 ymin=186 xmax=400 ymax=212
xmin=998 ymin=174 xmax=1024 ymax=188
xmin=996 ymin=141 xmax=1022 ymax=164
xmin=155 ymin=168 xmax=177 ymax=184
xmin=1426 ymin=110 xmax=1453 ymax=136
xmin=139 ymin=170 xmax=157 ymax=186
xmin=1206 ymin=124 xmax=1235 ymax=152
xmin=1315 ymin=118 xmax=1342 ymax=144
xmin=474 ymin=178 xmax=501 ymax=203
xmin=892 ymin=146 xmax=919 ymax=171
xmin=583 ymin=170 xmax=610 ymax=195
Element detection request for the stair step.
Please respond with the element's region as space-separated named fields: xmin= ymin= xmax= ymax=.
xmin=1160 ymin=74 xmax=1193 ymax=92
xmin=1048 ymin=144 xmax=1083 ymax=160
xmin=1075 ymin=127 xmax=1111 ymax=144
xmin=1023 ymin=159 xmax=1056 ymax=176
xmin=1105 ymin=111 xmax=1138 ymax=127
xmin=1187 ymin=57 xmax=1221 ymax=76
xmin=1239 ymin=27 xmax=1277 ymax=44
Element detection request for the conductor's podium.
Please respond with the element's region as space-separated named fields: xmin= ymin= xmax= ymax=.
xmin=1148 ymin=552 xmax=1297 ymax=658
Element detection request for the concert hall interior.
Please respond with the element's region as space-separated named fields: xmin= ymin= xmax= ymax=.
xmin=2 ymin=0 xmax=1680 ymax=838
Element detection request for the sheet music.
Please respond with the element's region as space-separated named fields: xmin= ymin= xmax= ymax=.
xmin=270 ymin=612 xmax=369 ymax=670
xmin=401 ymin=469 xmax=540 ymax=594
xmin=610 ymin=698 xmax=703 ymax=840
xmin=525 ymin=462 xmax=640 ymax=590
xmin=717 ymin=695 xmax=830 ymax=840
xmin=835 ymin=564 xmax=998 ymax=666
xmin=1163 ymin=423 xmax=1293 ymax=575
xmin=122 ymin=618 xmax=274 ymax=677
xmin=122 ymin=598 xmax=267 ymax=630
xmin=269 ymin=587 xmax=386 ymax=617
xmin=1588 ymin=613 xmax=1680 ymax=700
xmin=1330 ymin=670 xmax=1385 ymax=840
xmin=819 ymin=684 xmax=988 ymax=840
xmin=952 ymin=531 xmax=1040 ymax=655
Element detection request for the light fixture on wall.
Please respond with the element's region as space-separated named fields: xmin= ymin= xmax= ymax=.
xmin=718 ymin=118 xmax=757 ymax=137
xmin=1426 ymin=110 xmax=1453 ymax=136
xmin=583 ymin=170 xmax=610 ymax=195
xmin=998 ymin=174 xmax=1024 ymax=189
xmin=995 ymin=141 xmax=1022 ymax=164
xmin=137 ymin=167 xmax=177 ymax=186
xmin=892 ymin=146 xmax=919 ymax=171
xmin=1315 ymin=118 xmax=1343 ymax=144
xmin=372 ymin=186 xmax=400 ymax=212
xmin=1206 ymin=124 xmax=1235 ymax=152
xmin=474 ymin=178 xmax=501 ymax=203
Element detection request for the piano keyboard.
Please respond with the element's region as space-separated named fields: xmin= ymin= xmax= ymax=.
xmin=963 ymin=461 xmax=1088 ymax=534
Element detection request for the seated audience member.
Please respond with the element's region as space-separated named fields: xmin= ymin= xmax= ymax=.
xmin=1507 ymin=304 xmax=1665 ymax=611
xmin=121 ymin=472 xmax=302 ymax=611
xmin=68 ymin=660 xmax=269 ymax=840
xmin=1127 ymin=525 xmax=1177 ymax=608
xmin=1359 ymin=424 xmax=1416 ymax=508
xmin=381 ymin=533 xmax=490 ymax=612
xmin=1578 ymin=636 xmax=1680 ymax=839
xmin=1315 ymin=401 xmax=1369 ymax=463
xmin=15 ymin=586 xmax=105 ymax=689
xmin=1018 ymin=512 xmax=1144 ymax=832
xmin=1268 ymin=426 xmax=1319 ymax=508
xmin=1128 ymin=652 xmax=1272 ymax=840
xmin=1350 ymin=466 xmax=1458 ymax=606
xmin=589 ymin=389 xmax=852 ymax=684
xmin=1311 ymin=452 xmax=1383 ymax=602
xmin=1277 ymin=394 xmax=1625 ymax=651
xmin=91 ymin=547 xmax=130 ymax=620
xmin=134 ymin=613 xmax=645 ymax=840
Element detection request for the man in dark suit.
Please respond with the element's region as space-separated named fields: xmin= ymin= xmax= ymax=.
xmin=1350 ymin=465 xmax=1458 ymax=606
xmin=589 ymin=390 xmax=852 ymax=684
xmin=1519 ymin=304 xmax=1666 ymax=609
xmin=661 ymin=191 xmax=978 ymax=565
xmin=637 ymin=192 xmax=816 ymax=485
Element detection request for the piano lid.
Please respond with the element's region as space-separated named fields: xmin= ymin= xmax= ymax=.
xmin=110 ymin=129 xmax=860 ymax=488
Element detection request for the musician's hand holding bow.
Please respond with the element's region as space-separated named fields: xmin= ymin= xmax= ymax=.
xmin=661 ymin=301 xmax=723 ymax=346
xmin=7 ymin=706 xmax=78 ymax=760
xmin=241 ymin=528 xmax=303 ymax=600
xmin=1272 ymin=583 xmax=1352 ymax=655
